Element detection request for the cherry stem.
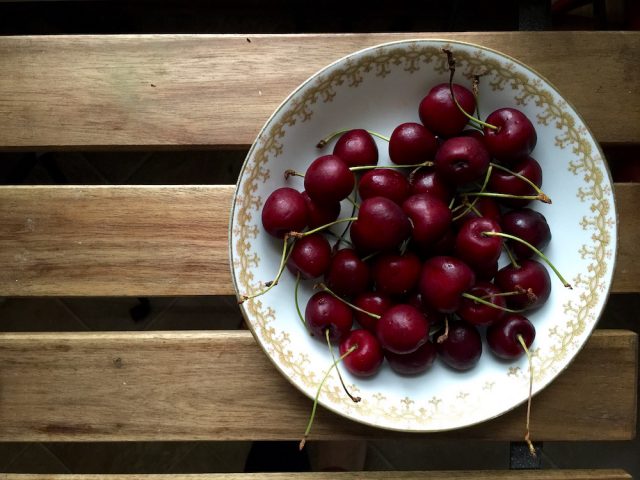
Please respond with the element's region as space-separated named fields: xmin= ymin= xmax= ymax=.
xmin=294 ymin=272 xmax=309 ymax=333
xmin=290 ymin=217 xmax=358 ymax=239
xmin=461 ymin=292 xmax=525 ymax=313
xmin=517 ymin=333 xmax=536 ymax=458
xmin=489 ymin=162 xmax=552 ymax=204
xmin=316 ymin=283 xmax=381 ymax=319
xmin=361 ymin=251 xmax=380 ymax=262
xmin=437 ymin=317 xmax=449 ymax=344
xmin=472 ymin=74 xmax=482 ymax=119
xmin=300 ymin=342 xmax=358 ymax=450
xmin=240 ymin=236 xmax=293 ymax=303
xmin=325 ymin=329 xmax=361 ymax=404
xmin=504 ymin=244 xmax=521 ymax=269
xmin=442 ymin=48 xmax=498 ymax=131
xmin=316 ymin=129 xmax=389 ymax=148
xmin=451 ymin=166 xmax=492 ymax=222
xmin=284 ymin=169 xmax=305 ymax=180
xmin=326 ymin=230 xmax=354 ymax=248
xmin=349 ymin=161 xmax=434 ymax=172
xmin=480 ymin=289 xmax=527 ymax=300
xmin=482 ymin=231 xmax=572 ymax=289
xmin=345 ymin=196 xmax=360 ymax=209
xmin=465 ymin=191 xmax=550 ymax=204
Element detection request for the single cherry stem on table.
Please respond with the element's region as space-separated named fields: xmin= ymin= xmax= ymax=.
xmin=316 ymin=129 xmax=390 ymax=148
xmin=325 ymin=329 xmax=361 ymax=404
xmin=517 ymin=333 xmax=536 ymax=458
xmin=240 ymin=235 xmax=293 ymax=303
xmin=316 ymin=283 xmax=381 ymax=319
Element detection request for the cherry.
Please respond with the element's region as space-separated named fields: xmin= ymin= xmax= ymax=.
xmin=502 ymin=208 xmax=551 ymax=259
xmin=332 ymin=129 xmax=378 ymax=167
xmin=487 ymin=156 xmax=543 ymax=208
xmin=302 ymin=191 xmax=340 ymax=229
xmin=353 ymin=291 xmax=393 ymax=331
xmin=358 ymin=168 xmax=410 ymax=205
xmin=437 ymin=320 xmax=482 ymax=371
xmin=409 ymin=168 xmax=455 ymax=203
xmin=495 ymin=259 xmax=551 ymax=311
xmin=419 ymin=256 xmax=475 ymax=313
xmin=350 ymin=197 xmax=411 ymax=252
xmin=324 ymin=248 xmax=370 ymax=298
xmin=487 ymin=314 xmax=535 ymax=360
xmin=262 ymin=187 xmax=308 ymax=239
xmin=339 ymin=329 xmax=384 ymax=377
xmin=389 ymin=122 xmax=438 ymax=165
xmin=419 ymin=83 xmax=475 ymax=137
xmin=304 ymin=155 xmax=355 ymax=204
xmin=434 ymin=136 xmax=490 ymax=186
xmin=483 ymin=108 xmax=537 ymax=163
xmin=453 ymin=197 xmax=502 ymax=230
xmin=411 ymin=228 xmax=456 ymax=259
xmin=402 ymin=193 xmax=452 ymax=247
xmin=371 ymin=252 xmax=422 ymax=296
xmin=455 ymin=217 xmax=502 ymax=269
xmin=385 ymin=341 xmax=437 ymax=375
xmin=376 ymin=304 xmax=429 ymax=354
xmin=286 ymin=233 xmax=332 ymax=279
xmin=460 ymin=128 xmax=486 ymax=144
xmin=305 ymin=291 xmax=353 ymax=341
xmin=457 ymin=281 xmax=507 ymax=326
xmin=472 ymin=259 xmax=499 ymax=282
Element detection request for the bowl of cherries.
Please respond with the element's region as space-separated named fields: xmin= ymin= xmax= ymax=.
xmin=229 ymin=40 xmax=616 ymax=442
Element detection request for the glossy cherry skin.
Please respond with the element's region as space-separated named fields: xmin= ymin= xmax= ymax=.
xmin=389 ymin=122 xmax=438 ymax=165
xmin=455 ymin=217 xmax=503 ymax=269
xmin=409 ymin=168 xmax=455 ymax=203
xmin=419 ymin=83 xmax=475 ymax=137
xmin=304 ymin=155 xmax=355 ymax=204
xmin=402 ymin=193 xmax=452 ymax=247
xmin=339 ymin=329 xmax=384 ymax=377
xmin=262 ymin=187 xmax=308 ymax=238
xmin=324 ymin=248 xmax=370 ymax=298
xmin=359 ymin=168 xmax=410 ymax=205
xmin=437 ymin=320 xmax=482 ymax=371
xmin=453 ymin=197 xmax=502 ymax=231
xmin=420 ymin=256 xmax=475 ymax=313
xmin=487 ymin=314 xmax=535 ymax=360
xmin=385 ymin=341 xmax=437 ymax=375
xmin=502 ymin=208 xmax=551 ymax=259
xmin=333 ymin=129 xmax=378 ymax=167
xmin=350 ymin=197 xmax=412 ymax=252
xmin=353 ymin=291 xmax=394 ymax=331
xmin=434 ymin=136 xmax=491 ymax=186
xmin=483 ymin=108 xmax=537 ymax=163
xmin=302 ymin=191 xmax=340 ymax=229
xmin=286 ymin=234 xmax=332 ymax=279
xmin=372 ymin=252 xmax=422 ymax=296
xmin=457 ymin=281 xmax=506 ymax=326
xmin=376 ymin=304 xmax=429 ymax=354
xmin=487 ymin=156 xmax=543 ymax=208
xmin=495 ymin=259 xmax=551 ymax=311
xmin=305 ymin=291 xmax=353 ymax=342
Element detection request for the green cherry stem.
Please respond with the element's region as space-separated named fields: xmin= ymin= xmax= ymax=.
xmin=325 ymin=329 xmax=361 ymax=404
xmin=464 ymin=191 xmax=549 ymax=204
xmin=489 ymin=162 xmax=552 ymax=204
xmin=294 ymin=272 xmax=309 ymax=332
xmin=284 ymin=169 xmax=305 ymax=180
xmin=451 ymin=165 xmax=493 ymax=222
xmin=345 ymin=196 xmax=360 ymax=209
xmin=461 ymin=292 xmax=525 ymax=313
xmin=504 ymin=244 xmax=521 ymax=269
xmin=316 ymin=283 xmax=381 ymax=319
xmin=517 ymin=333 xmax=536 ymax=458
xmin=290 ymin=217 xmax=358 ymax=239
xmin=326 ymin=230 xmax=354 ymax=248
xmin=239 ymin=235 xmax=294 ymax=303
xmin=349 ymin=161 xmax=434 ymax=172
xmin=316 ymin=129 xmax=390 ymax=148
xmin=483 ymin=231 xmax=572 ymax=289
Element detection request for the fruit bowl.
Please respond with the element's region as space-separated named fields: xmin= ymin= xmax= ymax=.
xmin=229 ymin=39 xmax=616 ymax=432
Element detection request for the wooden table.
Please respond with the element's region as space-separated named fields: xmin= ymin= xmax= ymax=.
xmin=0 ymin=32 xmax=638 ymax=479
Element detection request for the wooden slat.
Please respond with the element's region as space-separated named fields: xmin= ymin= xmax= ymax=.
xmin=0 ymin=32 xmax=638 ymax=149
xmin=0 ymin=329 xmax=635 ymax=442
xmin=0 ymin=184 xmax=638 ymax=297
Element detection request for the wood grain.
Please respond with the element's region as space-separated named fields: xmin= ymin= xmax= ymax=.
xmin=0 ymin=32 xmax=638 ymax=149
xmin=0 ymin=330 xmax=635 ymax=442
xmin=0 ymin=184 xmax=637 ymax=297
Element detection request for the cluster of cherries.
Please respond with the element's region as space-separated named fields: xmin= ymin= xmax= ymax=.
xmin=243 ymin=49 xmax=570 ymax=451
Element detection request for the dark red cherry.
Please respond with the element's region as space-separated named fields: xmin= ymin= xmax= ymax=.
xmin=359 ymin=168 xmax=410 ymax=205
xmin=472 ymin=259 xmax=499 ymax=282
xmin=502 ymin=208 xmax=551 ymax=259
xmin=419 ymin=83 xmax=475 ymax=137
xmin=333 ymin=129 xmax=378 ymax=168
xmin=389 ymin=122 xmax=438 ymax=165
xmin=372 ymin=252 xmax=422 ymax=296
xmin=402 ymin=193 xmax=452 ymax=247
xmin=302 ymin=191 xmax=340 ymax=229
xmin=419 ymin=256 xmax=475 ymax=313
xmin=411 ymin=228 xmax=456 ymax=259
xmin=460 ymin=128 xmax=485 ymax=143
xmin=437 ymin=320 xmax=482 ymax=371
xmin=350 ymin=197 xmax=412 ymax=252
xmin=324 ymin=248 xmax=370 ymax=298
xmin=304 ymin=155 xmax=355 ymax=204
xmin=483 ymin=108 xmax=537 ymax=163
xmin=385 ymin=341 xmax=437 ymax=375
xmin=262 ymin=187 xmax=308 ymax=238
xmin=487 ymin=156 xmax=542 ymax=208
xmin=305 ymin=291 xmax=353 ymax=342
xmin=286 ymin=233 xmax=332 ymax=279
xmin=434 ymin=136 xmax=490 ymax=186
xmin=409 ymin=168 xmax=455 ymax=203
xmin=453 ymin=197 xmax=502 ymax=230
xmin=349 ymin=220 xmax=375 ymax=256
xmin=376 ymin=304 xmax=429 ymax=354
xmin=457 ymin=281 xmax=506 ymax=326
xmin=353 ymin=292 xmax=393 ymax=331
xmin=339 ymin=329 xmax=383 ymax=377
xmin=495 ymin=259 xmax=551 ymax=311
xmin=455 ymin=217 xmax=503 ymax=269
xmin=487 ymin=314 xmax=535 ymax=360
